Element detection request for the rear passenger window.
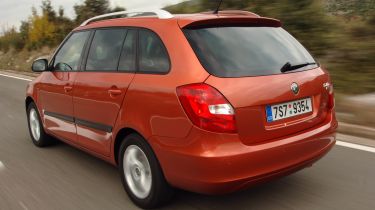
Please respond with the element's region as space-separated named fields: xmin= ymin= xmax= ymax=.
xmin=53 ymin=31 xmax=90 ymax=71
xmin=139 ymin=30 xmax=170 ymax=73
xmin=86 ymin=29 xmax=127 ymax=71
xmin=118 ymin=30 xmax=137 ymax=72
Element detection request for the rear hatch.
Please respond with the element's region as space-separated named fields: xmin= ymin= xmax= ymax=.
xmin=183 ymin=22 xmax=332 ymax=145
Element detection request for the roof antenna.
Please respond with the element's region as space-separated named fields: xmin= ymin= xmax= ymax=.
xmin=213 ymin=0 xmax=223 ymax=14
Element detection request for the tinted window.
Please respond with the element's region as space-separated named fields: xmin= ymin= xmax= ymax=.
xmin=139 ymin=30 xmax=170 ymax=73
xmin=86 ymin=29 xmax=127 ymax=71
xmin=184 ymin=27 xmax=317 ymax=77
xmin=118 ymin=30 xmax=137 ymax=72
xmin=53 ymin=31 xmax=90 ymax=71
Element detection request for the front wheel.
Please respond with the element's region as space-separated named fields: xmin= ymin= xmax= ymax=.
xmin=27 ymin=102 xmax=53 ymax=147
xmin=118 ymin=134 xmax=173 ymax=209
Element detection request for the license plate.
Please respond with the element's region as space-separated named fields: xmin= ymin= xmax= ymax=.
xmin=266 ymin=98 xmax=312 ymax=122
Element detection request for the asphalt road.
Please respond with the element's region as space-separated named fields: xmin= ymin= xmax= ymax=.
xmin=0 ymin=74 xmax=374 ymax=210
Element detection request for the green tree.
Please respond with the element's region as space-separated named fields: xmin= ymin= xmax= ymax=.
xmin=54 ymin=6 xmax=74 ymax=45
xmin=110 ymin=6 xmax=126 ymax=12
xmin=0 ymin=27 xmax=24 ymax=51
xmin=19 ymin=21 xmax=30 ymax=43
xmin=74 ymin=0 xmax=111 ymax=24
xmin=41 ymin=0 xmax=56 ymax=22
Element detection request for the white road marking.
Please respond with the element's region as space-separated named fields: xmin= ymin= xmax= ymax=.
xmin=0 ymin=73 xmax=32 ymax=81
xmin=0 ymin=161 xmax=5 ymax=170
xmin=1 ymin=71 xmax=375 ymax=154
xmin=336 ymin=141 xmax=375 ymax=153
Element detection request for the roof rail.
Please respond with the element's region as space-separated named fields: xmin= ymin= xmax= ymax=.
xmin=201 ymin=10 xmax=260 ymax=17
xmin=80 ymin=9 xmax=174 ymax=26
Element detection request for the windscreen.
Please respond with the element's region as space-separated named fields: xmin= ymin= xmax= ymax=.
xmin=184 ymin=27 xmax=317 ymax=77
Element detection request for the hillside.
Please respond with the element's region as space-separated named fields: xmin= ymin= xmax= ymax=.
xmin=166 ymin=0 xmax=375 ymax=17
xmin=325 ymin=0 xmax=375 ymax=17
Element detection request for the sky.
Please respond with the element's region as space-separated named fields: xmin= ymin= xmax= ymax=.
xmin=0 ymin=0 xmax=185 ymax=29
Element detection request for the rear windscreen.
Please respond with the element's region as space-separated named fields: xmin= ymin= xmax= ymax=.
xmin=183 ymin=27 xmax=317 ymax=77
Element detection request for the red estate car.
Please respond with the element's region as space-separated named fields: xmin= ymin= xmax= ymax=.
xmin=26 ymin=9 xmax=337 ymax=209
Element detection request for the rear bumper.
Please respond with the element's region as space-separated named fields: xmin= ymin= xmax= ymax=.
xmin=151 ymin=116 xmax=337 ymax=194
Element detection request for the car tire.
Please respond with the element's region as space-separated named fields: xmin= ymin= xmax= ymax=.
xmin=27 ymin=102 xmax=53 ymax=147
xmin=118 ymin=133 xmax=174 ymax=209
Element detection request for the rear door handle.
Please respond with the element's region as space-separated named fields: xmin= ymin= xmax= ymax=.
xmin=108 ymin=89 xmax=122 ymax=96
xmin=64 ymin=86 xmax=73 ymax=93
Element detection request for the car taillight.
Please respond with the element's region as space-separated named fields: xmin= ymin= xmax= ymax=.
xmin=328 ymin=83 xmax=335 ymax=109
xmin=176 ymin=83 xmax=237 ymax=133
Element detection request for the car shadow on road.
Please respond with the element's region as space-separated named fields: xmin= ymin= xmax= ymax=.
xmin=163 ymin=178 xmax=304 ymax=210
xmin=45 ymin=140 xmax=328 ymax=210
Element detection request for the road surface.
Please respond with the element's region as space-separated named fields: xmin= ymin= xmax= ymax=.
xmin=0 ymin=73 xmax=374 ymax=210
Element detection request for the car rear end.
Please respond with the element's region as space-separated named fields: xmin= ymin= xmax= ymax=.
xmin=153 ymin=14 xmax=337 ymax=194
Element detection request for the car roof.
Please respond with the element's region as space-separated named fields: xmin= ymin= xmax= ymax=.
xmin=74 ymin=10 xmax=281 ymax=31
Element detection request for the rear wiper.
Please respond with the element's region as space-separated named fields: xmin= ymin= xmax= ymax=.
xmin=280 ymin=62 xmax=317 ymax=73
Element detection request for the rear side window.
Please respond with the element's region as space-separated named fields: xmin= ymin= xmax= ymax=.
xmin=86 ymin=29 xmax=127 ymax=71
xmin=184 ymin=27 xmax=317 ymax=77
xmin=138 ymin=30 xmax=170 ymax=73
xmin=53 ymin=31 xmax=90 ymax=71
xmin=118 ymin=30 xmax=137 ymax=72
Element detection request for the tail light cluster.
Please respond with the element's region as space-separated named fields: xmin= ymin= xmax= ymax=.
xmin=327 ymin=83 xmax=335 ymax=109
xmin=177 ymin=84 xmax=237 ymax=133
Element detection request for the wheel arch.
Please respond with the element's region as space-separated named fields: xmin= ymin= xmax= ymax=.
xmin=114 ymin=127 xmax=145 ymax=165
xmin=25 ymin=96 xmax=35 ymax=109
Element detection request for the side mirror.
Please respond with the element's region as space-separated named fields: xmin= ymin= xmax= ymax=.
xmin=31 ymin=59 xmax=48 ymax=72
